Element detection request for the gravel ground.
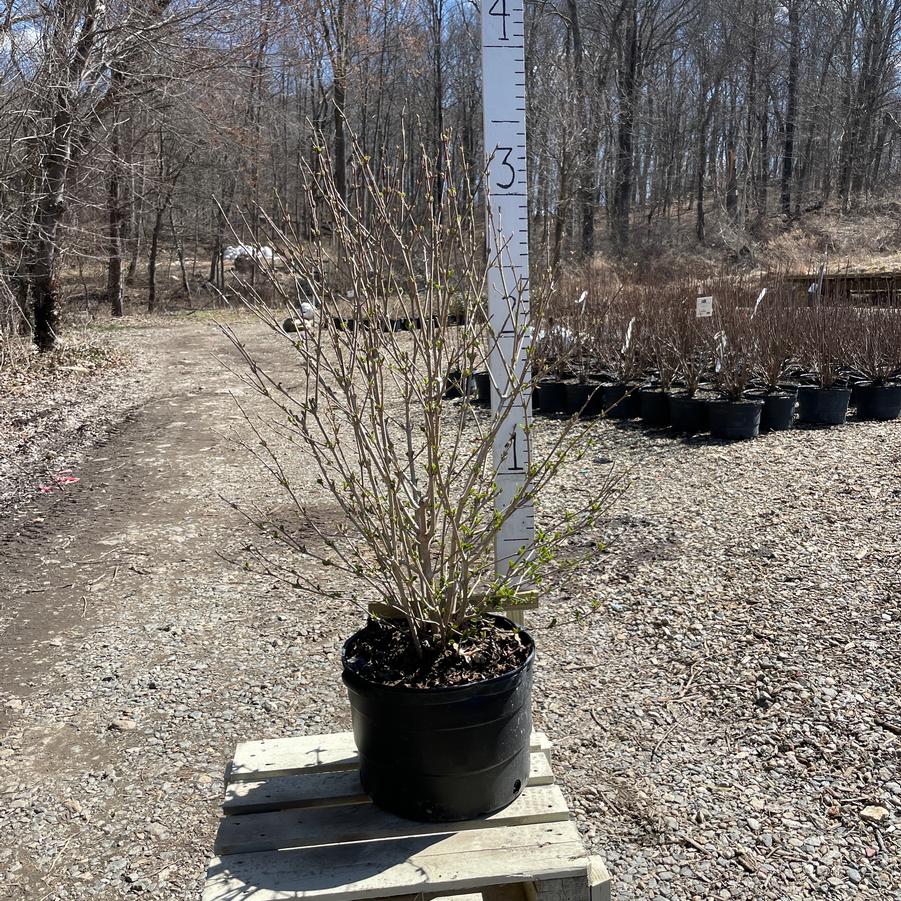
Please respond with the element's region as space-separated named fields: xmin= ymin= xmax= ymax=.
xmin=0 ymin=316 xmax=898 ymax=900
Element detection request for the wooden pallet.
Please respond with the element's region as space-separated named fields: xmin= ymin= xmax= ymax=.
xmin=204 ymin=731 xmax=611 ymax=901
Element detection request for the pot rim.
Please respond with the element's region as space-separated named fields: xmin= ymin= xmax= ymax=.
xmin=342 ymin=614 xmax=535 ymax=696
xmin=708 ymin=398 xmax=765 ymax=408
xmin=798 ymin=385 xmax=852 ymax=395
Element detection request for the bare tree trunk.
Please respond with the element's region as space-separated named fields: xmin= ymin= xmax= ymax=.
xmin=612 ymin=1 xmax=638 ymax=255
xmin=170 ymin=208 xmax=192 ymax=302
xmin=780 ymin=0 xmax=800 ymax=216
xmin=147 ymin=204 xmax=166 ymax=313
xmin=29 ymin=1 xmax=102 ymax=351
xmin=107 ymin=96 xmax=125 ymax=317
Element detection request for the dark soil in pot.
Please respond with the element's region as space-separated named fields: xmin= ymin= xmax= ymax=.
xmin=639 ymin=387 xmax=670 ymax=426
xmin=668 ymin=393 xmax=708 ymax=433
xmin=342 ymin=616 xmax=534 ymax=822
xmin=797 ymin=386 xmax=851 ymax=425
xmin=855 ymin=383 xmax=901 ymax=421
xmin=602 ymin=382 xmax=638 ymax=418
xmin=565 ymin=382 xmax=604 ymax=417
xmin=708 ymin=398 xmax=764 ymax=440
xmin=537 ymin=378 xmax=568 ymax=416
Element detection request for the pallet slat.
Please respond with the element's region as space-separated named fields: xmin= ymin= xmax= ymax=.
xmin=215 ymin=784 xmax=570 ymax=855
xmin=224 ymin=751 xmax=554 ymax=815
xmin=203 ymin=821 xmax=588 ymax=901
xmin=232 ymin=732 xmax=359 ymax=781
xmin=231 ymin=733 xmax=552 ymax=783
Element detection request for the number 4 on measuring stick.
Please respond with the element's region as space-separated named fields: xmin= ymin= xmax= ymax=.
xmin=489 ymin=0 xmax=510 ymax=40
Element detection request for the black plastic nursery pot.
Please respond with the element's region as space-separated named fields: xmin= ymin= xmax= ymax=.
xmin=668 ymin=393 xmax=708 ymax=433
xmin=565 ymin=382 xmax=604 ymax=417
xmin=638 ymin=388 xmax=670 ymax=426
xmin=708 ymin=398 xmax=764 ymax=440
xmin=855 ymin=383 xmax=901 ymax=421
xmin=470 ymin=370 xmax=492 ymax=406
xmin=759 ymin=391 xmax=797 ymax=432
xmin=443 ymin=369 xmax=465 ymax=399
xmin=342 ymin=618 xmax=535 ymax=822
xmin=797 ymin=386 xmax=851 ymax=425
xmin=602 ymin=382 xmax=638 ymax=419
xmin=537 ymin=378 xmax=568 ymax=416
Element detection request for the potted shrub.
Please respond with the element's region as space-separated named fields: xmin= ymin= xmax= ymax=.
xmin=597 ymin=293 xmax=645 ymax=419
xmin=639 ymin=292 xmax=677 ymax=426
xmin=668 ymin=294 xmax=712 ymax=432
xmin=797 ymin=302 xmax=852 ymax=425
xmin=848 ymin=308 xmax=901 ymax=421
xmin=708 ymin=300 xmax=763 ymax=440
xmin=562 ymin=288 xmax=608 ymax=418
xmin=228 ymin=145 xmax=621 ymax=822
xmin=535 ymin=306 xmax=576 ymax=417
xmin=749 ymin=289 xmax=800 ymax=431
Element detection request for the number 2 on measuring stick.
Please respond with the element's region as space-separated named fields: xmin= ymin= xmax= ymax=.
xmin=489 ymin=0 xmax=510 ymax=40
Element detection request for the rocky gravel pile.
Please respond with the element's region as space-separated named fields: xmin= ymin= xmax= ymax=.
xmin=0 ymin=319 xmax=897 ymax=900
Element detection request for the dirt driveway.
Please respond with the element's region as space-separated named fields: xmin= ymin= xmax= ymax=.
xmin=0 ymin=319 xmax=360 ymax=899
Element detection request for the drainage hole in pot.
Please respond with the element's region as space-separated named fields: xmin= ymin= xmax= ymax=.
xmin=513 ymin=779 xmax=522 ymax=793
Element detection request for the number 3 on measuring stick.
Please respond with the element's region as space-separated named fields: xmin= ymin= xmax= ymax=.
xmin=493 ymin=147 xmax=516 ymax=189
xmin=489 ymin=0 xmax=510 ymax=40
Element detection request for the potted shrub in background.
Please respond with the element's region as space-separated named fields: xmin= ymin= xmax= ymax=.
xmin=639 ymin=292 xmax=677 ymax=426
xmin=797 ymin=301 xmax=852 ymax=425
xmin=668 ymin=293 xmax=712 ymax=432
xmin=708 ymin=299 xmax=763 ymax=440
xmin=848 ymin=308 xmax=901 ymax=421
xmin=750 ymin=289 xmax=800 ymax=431
xmin=227 ymin=144 xmax=622 ymax=822
xmin=535 ymin=306 xmax=576 ymax=417
xmin=597 ymin=293 xmax=645 ymax=419
xmin=564 ymin=290 xmax=606 ymax=417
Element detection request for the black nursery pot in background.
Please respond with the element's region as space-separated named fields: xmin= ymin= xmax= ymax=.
xmin=443 ymin=369 xmax=465 ymax=399
xmin=797 ymin=386 xmax=851 ymax=425
xmin=708 ymin=398 xmax=764 ymax=440
xmin=565 ymin=382 xmax=605 ymax=417
xmin=602 ymin=382 xmax=639 ymax=419
xmin=537 ymin=378 xmax=568 ymax=416
xmin=638 ymin=387 xmax=670 ymax=426
xmin=668 ymin=393 xmax=708 ymax=433
xmin=342 ymin=618 xmax=535 ymax=822
xmin=754 ymin=390 xmax=797 ymax=432
xmin=855 ymin=383 xmax=901 ymax=421
xmin=468 ymin=370 xmax=492 ymax=406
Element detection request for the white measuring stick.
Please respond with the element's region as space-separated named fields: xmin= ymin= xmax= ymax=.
xmin=481 ymin=0 xmax=534 ymax=599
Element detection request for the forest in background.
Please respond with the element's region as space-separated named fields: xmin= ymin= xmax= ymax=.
xmin=1 ymin=0 xmax=900 ymax=350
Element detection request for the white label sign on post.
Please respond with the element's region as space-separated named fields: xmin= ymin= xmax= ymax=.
xmin=481 ymin=0 xmax=534 ymax=600
xmin=696 ymin=295 xmax=714 ymax=318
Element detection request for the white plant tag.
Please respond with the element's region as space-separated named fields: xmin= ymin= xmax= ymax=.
xmin=696 ymin=295 xmax=713 ymax=318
